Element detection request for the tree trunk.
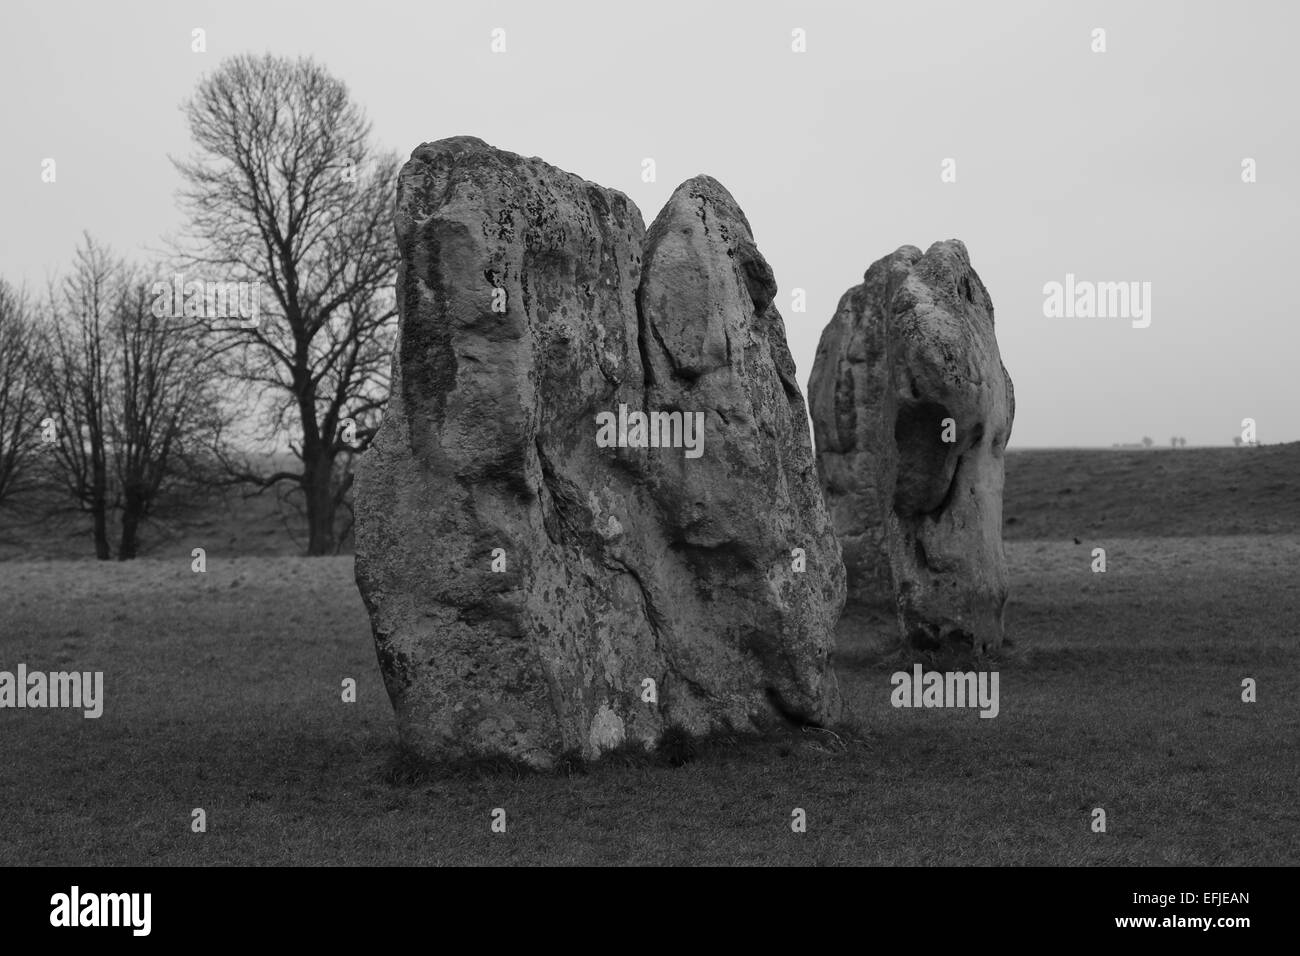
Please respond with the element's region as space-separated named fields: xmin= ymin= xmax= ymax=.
xmin=92 ymin=500 xmax=111 ymax=560
xmin=119 ymin=490 xmax=142 ymax=560
xmin=92 ymin=435 xmax=110 ymax=559
xmin=303 ymin=455 xmax=336 ymax=556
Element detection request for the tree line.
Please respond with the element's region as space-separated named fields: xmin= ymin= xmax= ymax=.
xmin=0 ymin=54 xmax=401 ymax=558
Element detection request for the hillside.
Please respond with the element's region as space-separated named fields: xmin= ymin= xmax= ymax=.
xmin=1 ymin=444 xmax=1297 ymax=561
xmin=1002 ymin=443 xmax=1300 ymax=540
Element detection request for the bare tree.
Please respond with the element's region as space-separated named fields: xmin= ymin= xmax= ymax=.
xmin=35 ymin=236 xmax=229 ymax=559
xmin=172 ymin=53 xmax=399 ymax=555
xmin=39 ymin=235 xmax=119 ymax=558
xmin=110 ymin=276 xmax=228 ymax=559
xmin=0 ymin=279 xmax=42 ymax=507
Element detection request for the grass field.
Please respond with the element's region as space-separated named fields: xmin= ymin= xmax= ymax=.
xmin=1 ymin=445 xmax=1297 ymax=865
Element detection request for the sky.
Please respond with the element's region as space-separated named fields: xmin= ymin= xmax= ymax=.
xmin=1 ymin=0 xmax=1296 ymax=448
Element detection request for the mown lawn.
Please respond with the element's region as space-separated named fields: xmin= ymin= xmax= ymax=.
xmin=1 ymin=532 xmax=1296 ymax=865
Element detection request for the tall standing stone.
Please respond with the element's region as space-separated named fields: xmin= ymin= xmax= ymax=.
xmin=355 ymin=138 xmax=842 ymax=767
xmin=809 ymin=241 xmax=1014 ymax=652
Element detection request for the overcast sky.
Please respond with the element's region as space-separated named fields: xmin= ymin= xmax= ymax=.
xmin=2 ymin=0 xmax=1296 ymax=447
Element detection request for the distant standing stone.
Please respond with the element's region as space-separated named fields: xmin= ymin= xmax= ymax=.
xmin=809 ymin=241 xmax=1014 ymax=652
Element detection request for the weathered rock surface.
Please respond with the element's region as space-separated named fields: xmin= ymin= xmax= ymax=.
xmin=355 ymin=137 xmax=842 ymax=767
xmin=808 ymin=241 xmax=1014 ymax=652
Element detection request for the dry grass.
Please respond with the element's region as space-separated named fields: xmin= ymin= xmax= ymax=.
xmin=1 ymin=528 xmax=1296 ymax=865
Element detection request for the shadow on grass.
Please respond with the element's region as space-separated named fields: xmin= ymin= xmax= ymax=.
xmin=381 ymin=721 xmax=873 ymax=786
xmin=837 ymin=633 xmax=1030 ymax=674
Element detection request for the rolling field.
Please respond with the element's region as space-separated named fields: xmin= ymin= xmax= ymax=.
xmin=0 ymin=445 xmax=1297 ymax=865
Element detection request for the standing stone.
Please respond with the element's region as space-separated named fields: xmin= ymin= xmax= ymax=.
xmin=355 ymin=137 xmax=842 ymax=767
xmin=808 ymin=241 xmax=1014 ymax=652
